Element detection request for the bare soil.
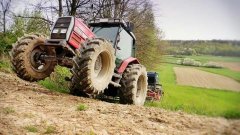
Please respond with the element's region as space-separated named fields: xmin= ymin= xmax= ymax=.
xmin=174 ymin=67 xmax=240 ymax=92
xmin=210 ymin=62 xmax=240 ymax=72
xmin=0 ymin=72 xmax=239 ymax=135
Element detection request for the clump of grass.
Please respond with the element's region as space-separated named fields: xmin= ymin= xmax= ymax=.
xmin=44 ymin=126 xmax=56 ymax=134
xmin=24 ymin=125 xmax=38 ymax=132
xmin=76 ymin=104 xmax=88 ymax=111
xmin=38 ymin=66 xmax=71 ymax=93
xmin=0 ymin=58 xmax=12 ymax=73
xmin=89 ymin=130 xmax=96 ymax=135
xmin=3 ymin=107 xmax=15 ymax=114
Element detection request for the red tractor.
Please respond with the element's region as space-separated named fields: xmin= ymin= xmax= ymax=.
xmin=11 ymin=17 xmax=148 ymax=105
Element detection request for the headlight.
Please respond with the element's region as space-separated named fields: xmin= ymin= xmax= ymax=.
xmin=52 ymin=28 xmax=59 ymax=33
xmin=52 ymin=28 xmax=67 ymax=33
xmin=60 ymin=28 xmax=67 ymax=33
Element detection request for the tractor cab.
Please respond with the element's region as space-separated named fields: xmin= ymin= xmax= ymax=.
xmin=89 ymin=18 xmax=136 ymax=66
xmin=147 ymin=72 xmax=160 ymax=89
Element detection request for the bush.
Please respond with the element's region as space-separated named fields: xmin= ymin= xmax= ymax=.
xmin=176 ymin=60 xmax=182 ymax=65
xmin=176 ymin=58 xmax=223 ymax=68
xmin=203 ymin=62 xmax=222 ymax=68
xmin=181 ymin=58 xmax=201 ymax=67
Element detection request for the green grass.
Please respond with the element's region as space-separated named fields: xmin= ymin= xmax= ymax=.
xmin=0 ymin=57 xmax=12 ymax=73
xmin=76 ymin=104 xmax=88 ymax=111
xmin=24 ymin=125 xmax=38 ymax=132
xmin=145 ymin=63 xmax=240 ymax=119
xmin=38 ymin=66 xmax=71 ymax=93
xmin=44 ymin=126 xmax=56 ymax=134
xmin=2 ymin=107 xmax=15 ymax=114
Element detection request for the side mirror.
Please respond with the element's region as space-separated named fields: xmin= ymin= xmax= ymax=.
xmin=127 ymin=22 xmax=134 ymax=32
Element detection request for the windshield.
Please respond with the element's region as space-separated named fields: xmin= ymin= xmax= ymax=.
xmin=92 ymin=27 xmax=119 ymax=44
xmin=116 ymin=27 xmax=134 ymax=60
xmin=148 ymin=76 xmax=155 ymax=84
xmin=147 ymin=73 xmax=160 ymax=85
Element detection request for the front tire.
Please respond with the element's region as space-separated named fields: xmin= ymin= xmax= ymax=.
xmin=11 ymin=34 xmax=56 ymax=82
xmin=69 ymin=38 xmax=116 ymax=97
xmin=119 ymin=64 xmax=148 ymax=105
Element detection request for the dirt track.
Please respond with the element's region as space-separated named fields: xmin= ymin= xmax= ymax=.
xmin=0 ymin=72 xmax=240 ymax=135
xmin=174 ymin=67 xmax=240 ymax=92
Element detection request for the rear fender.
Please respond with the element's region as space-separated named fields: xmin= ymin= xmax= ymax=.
xmin=118 ymin=57 xmax=139 ymax=73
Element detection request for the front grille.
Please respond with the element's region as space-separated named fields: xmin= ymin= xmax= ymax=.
xmin=51 ymin=17 xmax=72 ymax=39
xmin=51 ymin=33 xmax=66 ymax=39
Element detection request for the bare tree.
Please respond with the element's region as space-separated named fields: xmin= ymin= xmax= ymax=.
xmin=66 ymin=0 xmax=90 ymax=16
xmin=58 ymin=0 xmax=63 ymax=17
xmin=0 ymin=0 xmax=12 ymax=33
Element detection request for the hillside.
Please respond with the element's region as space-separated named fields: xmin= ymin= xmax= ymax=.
xmin=0 ymin=72 xmax=239 ymax=134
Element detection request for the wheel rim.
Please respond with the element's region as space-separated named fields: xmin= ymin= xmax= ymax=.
xmin=94 ymin=54 xmax=103 ymax=76
xmin=93 ymin=51 xmax=111 ymax=80
xmin=30 ymin=45 xmax=51 ymax=72
xmin=136 ymin=74 xmax=146 ymax=104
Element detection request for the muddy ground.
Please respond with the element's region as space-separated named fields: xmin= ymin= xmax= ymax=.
xmin=0 ymin=72 xmax=239 ymax=135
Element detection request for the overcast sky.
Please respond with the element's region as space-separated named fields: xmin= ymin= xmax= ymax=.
xmin=11 ymin=0 xmax=240 ymax=40
xmin=153 ymin=0 xmax=240 ymax=40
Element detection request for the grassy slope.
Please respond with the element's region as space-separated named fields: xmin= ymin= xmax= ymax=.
xmin=145 ymin=63 xmax=240 ymax=118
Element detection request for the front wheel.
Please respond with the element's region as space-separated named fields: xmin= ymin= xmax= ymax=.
xmin=11 ymin=34 xmax=56 ymax=82
xmin=119 ymin=64 xmax=148 ymax=106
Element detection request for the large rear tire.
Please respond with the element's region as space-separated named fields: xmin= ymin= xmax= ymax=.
xmin=11 ymin=34 xmax=56 ymax=82
xmin=119 ymin=64 xmax=148 ymax=106
xmin=69 ymin=38 xmax=115 ymax=97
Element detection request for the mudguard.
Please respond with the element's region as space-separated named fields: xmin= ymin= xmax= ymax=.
xmin=118 ymin=57 xmax=139 ymax=73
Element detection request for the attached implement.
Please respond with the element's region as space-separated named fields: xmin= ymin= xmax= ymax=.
xmin=147 ymin=72 xmax=164 ymax=101
xmin=11 ymin=17 xmax=148 ymax=105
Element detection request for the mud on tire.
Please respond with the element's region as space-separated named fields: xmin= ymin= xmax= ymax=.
xmin=119 ymin=64 xmax=148 ymax=106
xmin=69 ymin=38 xmax=116 ymax=97
xmin=11 ymin=34 xmax=56 ymax=82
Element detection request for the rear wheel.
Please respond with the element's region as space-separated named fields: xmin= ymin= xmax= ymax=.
xmin=69 ymin=38 xmax=115 ymax=97
xmin=11 ymin=34 xmax=56 ymax=82
xmin=119 ymin=64 xmax=148 ymax=105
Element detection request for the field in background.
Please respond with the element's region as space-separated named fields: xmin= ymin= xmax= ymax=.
xmin=146 ymin=55 xmax=240 ymax=119
xmin=174 ymin=67 xmax=240 ymax=92
xmin=164 ymin=55 xmax=240 ymax=82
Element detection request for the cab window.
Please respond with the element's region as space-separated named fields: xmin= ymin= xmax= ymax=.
xmin=116 ymin=28 xmax=133 ymax=60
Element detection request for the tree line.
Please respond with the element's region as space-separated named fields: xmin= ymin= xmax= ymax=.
xmin=163 ymin=40 xmax=240 ymax=57
xmin=0 ymin=0 xmax=162 ymax=70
